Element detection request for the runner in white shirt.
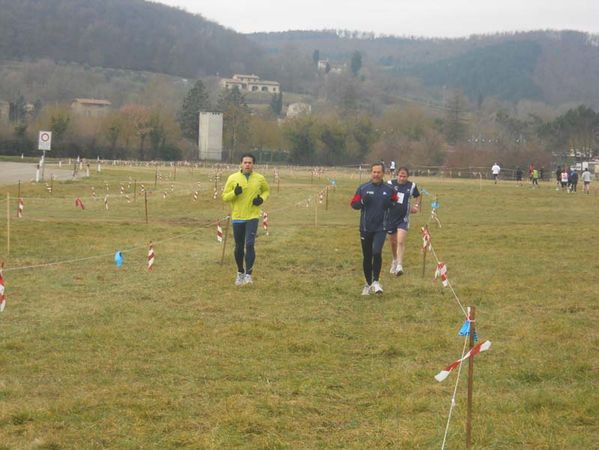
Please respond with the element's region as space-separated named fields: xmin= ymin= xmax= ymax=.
xmin=582 ymin=168 xmax=592 ymax=194
xmin=491 ymin=163 xmax=501 ymax=184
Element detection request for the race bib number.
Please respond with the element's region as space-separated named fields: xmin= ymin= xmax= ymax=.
xmin=397 ymin=192 xmax=405 ymax=204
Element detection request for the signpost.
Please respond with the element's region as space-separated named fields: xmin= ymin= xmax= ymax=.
xmin=38 ymin=131 xmax=52 ymax=181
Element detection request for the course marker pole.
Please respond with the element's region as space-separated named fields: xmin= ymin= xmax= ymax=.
xmin=466 ymin=305 xmax=476 ymax=450
xmin=220 ymin=216 xmax=231 ymax=265
xmin=6 ymin=193 xmax=10 ymax=256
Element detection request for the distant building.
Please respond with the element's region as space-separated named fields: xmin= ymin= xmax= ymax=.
xmin=317 ymin=59 xmax=344 ymax=74
xmin=198 ymin=112 xmax=223 ymax=161
xmin=286 ymin=103 xmax=312 ymax=118
xmin=71 ymin=98 xmax=111 ymax=117
xmin=317 ymin=59 xmax=330 ymax=71
xmin=220 ymin=74 xmax=280 ymax=94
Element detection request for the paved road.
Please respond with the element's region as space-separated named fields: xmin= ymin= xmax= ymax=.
xmin=0 ymin=162 xmax=74 ymax=186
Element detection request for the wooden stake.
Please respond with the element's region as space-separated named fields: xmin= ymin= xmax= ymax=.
xmin=466 ymin=306 xmax=477 ymax=450
xmin=277 ymin=176 xmax=280 ymax=193
xmin=154 ymin=167 xmax=158 ymax=189
xmin=144 ymin=190 xmax=148 ymax=224
xmin=17 ymin=180 xmax=21 ymax=199
xmin=6 ymin=193 xmax=10 ymax=255
xmin=325 ymin=186 xmax=329 ymax=211
xmin=133 ymin=179 xmax=137 ymax=202
xmin=421 ymin=248 xmax=427 ymax=278
xmin=220 ymin=216 xmax=231 ymax=265
xmin=173 ymin=165 xmax=177 ymax=181
xmin=314 ymin=194 xmax=318 ymax=228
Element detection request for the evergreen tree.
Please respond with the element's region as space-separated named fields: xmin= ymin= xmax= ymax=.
xmin=270 ymin=92 xmax=283 ymax=116
xmin=312 ymin=49 xmax=320 ymax=65
xmin=177 ymin=80 xmax=210 ymax=142
xmin=350 ymin=51 xmax=362 ymax=77
xmin=218 ymin=87 xmax=250 ymax=163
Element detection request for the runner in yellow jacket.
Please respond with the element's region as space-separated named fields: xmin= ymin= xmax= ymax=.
xmin=222 ymin=153 xmax=270 ymax=285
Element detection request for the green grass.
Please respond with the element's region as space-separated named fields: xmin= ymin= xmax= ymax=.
xmin=0 ymin=166 xmax=598 ymax=449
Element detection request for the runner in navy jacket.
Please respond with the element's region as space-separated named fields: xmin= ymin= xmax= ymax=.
xmin=351 ymin=162 xmax=397 ymax=295
xmin=386 ymin=166 xmax=421 ymax=276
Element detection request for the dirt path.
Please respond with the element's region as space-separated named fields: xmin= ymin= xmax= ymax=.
xmin=0 ymin=162 xmax=74 ymax=186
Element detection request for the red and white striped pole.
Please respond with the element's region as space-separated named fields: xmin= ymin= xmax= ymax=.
xmin=147 ymin=242 xmax=155 ymax=271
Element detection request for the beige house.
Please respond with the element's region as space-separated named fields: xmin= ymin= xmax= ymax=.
xmin=220 ymin=74 xmax=280 ymax=94
xmin=71 ymin=98 xmax=111 ymax=117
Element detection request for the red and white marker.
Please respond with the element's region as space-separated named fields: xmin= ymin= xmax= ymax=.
xmin=104 ymin=195 xmax=109 ymax=210
xmin=17 ymin=198 xmax=24 ymax=218
xmin=421 ymin=225 xmax=431 ymax=251
xmin=435 ymin=340 xmax=492 ymax=382
xmin=435 ymin=262 xmax=449 ymax=287
xmin=147 ymin=242 xmax=155 ymax=271
xmin=262 ymin=211 xmax=269 ymax=235
xmin=0 ymin=262 xmax=6 ymax=312
xmin=75 ymin=197 xmax=85 ymax=210
xmin=216 ymin=223 xmax=223 ymax=242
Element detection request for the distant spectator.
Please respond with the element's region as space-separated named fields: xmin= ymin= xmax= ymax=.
xmin=560 ymin=168 xmax=569 ymax=191
xmin=532 ymin=168 xmax=539 ymax=187
xmin=582 ymin=167 xmax=592 ymax=194
xmin=515 ymin=167 xmax=523 ymax=186
xmin=570 ymin=169 xmax=579 ymax=193
xmin=491 ymin=162 xmax=501 ymax=184
xmin=556 ymin=167 xmax=562 ymax=191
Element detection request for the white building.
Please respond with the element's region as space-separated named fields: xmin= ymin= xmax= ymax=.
xmin=198 ymin=112 xmax=223 ymax=161
xmin=220 ymin=74 xmax=280 ymax=94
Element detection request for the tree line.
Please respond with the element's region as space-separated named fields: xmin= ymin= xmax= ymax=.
xmin=2 ymin=78 xmax=598 ymax=170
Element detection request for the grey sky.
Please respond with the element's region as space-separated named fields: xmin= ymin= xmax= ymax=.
xmin=153 ymin=0 xmax=599 ymax=37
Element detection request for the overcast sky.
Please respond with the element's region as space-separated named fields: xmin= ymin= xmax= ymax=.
xmin=153 ymin=0 xmax=599 ymax=37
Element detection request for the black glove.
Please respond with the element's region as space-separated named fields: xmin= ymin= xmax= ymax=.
xmin=234 ymin=183 xmax=243 ymax=196
xmin=252 ymin=195 xmax=263 ymax=206
xmin=361 ymin=192 xmax=372 ymax=205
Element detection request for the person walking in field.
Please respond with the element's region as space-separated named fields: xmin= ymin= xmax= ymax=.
xmin=556 ymin=166 xmax=562 ymax=191
xmin=532 ymin=168 xmax=539 ymax=187
xmin=351 ymin=162 xmax=398 ymax=296
xmin=491 ymin=162 xmax=501 ymax=183
xmin=582 ymin=167 xmax=592 ymax=194
xmin=222 ymin=153 xmax=270 ymax=285
xmin=515 ymin=167 xmax=523 ymax=186
xmin=569 ymin=168 xmax=579 ymax=193
xmin=387 ymin=167 xmax=421 ymax=276
xmin=560 ymin=167 xmax=569 ymax=191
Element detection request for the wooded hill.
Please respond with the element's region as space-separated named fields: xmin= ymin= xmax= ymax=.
xmin=0 ymin=0 xmax=265 ymax=77
xmin=250 ymin=30 xmax=599 ymax=107
xmin=0 ymin=0 xmax=598 ymax=108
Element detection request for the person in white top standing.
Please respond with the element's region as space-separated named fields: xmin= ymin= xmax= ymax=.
xmin=491 ymin=162 xmax=501 ymax=184
xmin=582 ymin=167 xmax=592 ymax=194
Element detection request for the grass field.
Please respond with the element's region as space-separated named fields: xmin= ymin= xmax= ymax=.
xmin=0 ymin=164 xmax=597 ymax=449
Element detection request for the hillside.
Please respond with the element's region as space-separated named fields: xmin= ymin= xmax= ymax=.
xmin=249 ymin=30 xmax=599 ymax=107
xmin=0 ymin=0 xmax=265 ymax=78
xmin=0 ymin=0 xmax=597 ymax=108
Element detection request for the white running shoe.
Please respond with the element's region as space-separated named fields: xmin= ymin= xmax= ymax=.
xmin=389 ymin=259 xmax=398 ymax=274
xmin=361 ymin=284 xmax=371 ymax=296
xmin=235 ymin=272 xmax=245 ymax=286
xmin=371 ymin=281 xmax=383 ymax=295
xmin=243 ymin=274 xmax=253 ymax=284
xmin=395 ymin=264 xmax=404 ymax=276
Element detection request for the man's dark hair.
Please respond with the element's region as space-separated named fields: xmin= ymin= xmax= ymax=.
xmin=240 ymin=153 xmax=256 ymax=163
xmin=397 ymin=166 xmax=410 ymax=176
xmin=371 ymin=161 xmax=385 ymax=172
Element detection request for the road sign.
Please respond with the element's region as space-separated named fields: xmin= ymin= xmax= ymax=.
xmin=38 ymin=131 xmax=52 ymax=151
